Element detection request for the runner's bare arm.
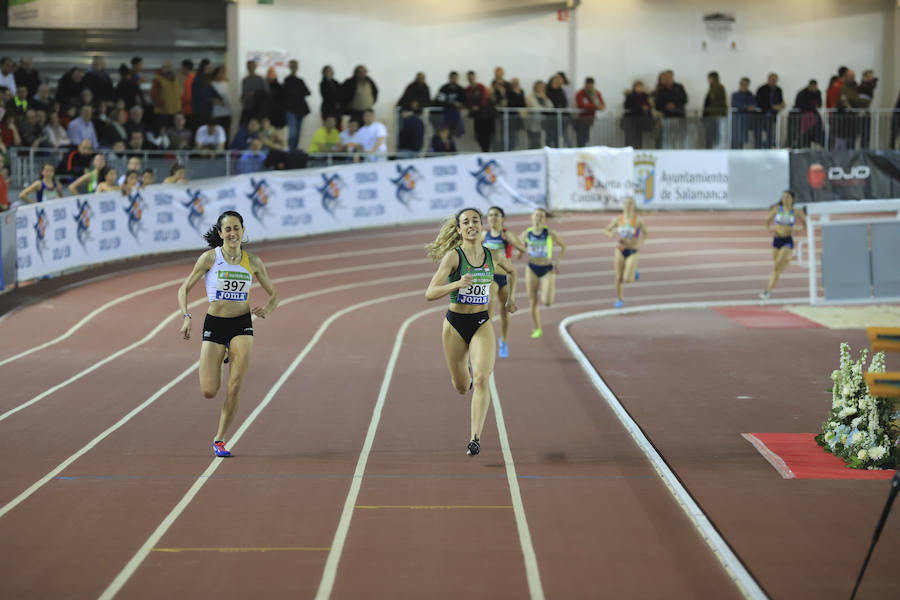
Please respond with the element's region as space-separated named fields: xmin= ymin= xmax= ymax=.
xmin=177 ymin=250 xmax=214 ymax=339
xmin=250 ymin=253 xmax=279 ymax=318
xmin=425 ymin=251 xmax=467 ymax=301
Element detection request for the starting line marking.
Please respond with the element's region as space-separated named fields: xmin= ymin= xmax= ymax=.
xmin=152 ymin=547 xmax=329 ymax=553
xmin=355 ymin=505 xmax=512 ymax=510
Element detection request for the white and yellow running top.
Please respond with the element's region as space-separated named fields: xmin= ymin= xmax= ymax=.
xmin=205 ymin=247 xmax=253 ymax=302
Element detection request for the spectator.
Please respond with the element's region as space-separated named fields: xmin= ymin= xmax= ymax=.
xmin=464 ymin=70 xmax=494 ymax=152
xmin=791 ymin=79 xmax=823 ymax=148
xmin=857 ymin=69 xmax=878 ymax=148
xmin=67 ymin=104 xmax=98 ymax=147
xmin=623 ymin=80 xmax=652 ymax=149
xmin=195 ymin=117 xmax=227 ymax=152
xmin=319 ymin=65 xmax=341 ymax=120
xmin=730 ymin=77 xmax=757 ymax=149
xmin=0 ymin=112 xmax=22 ymax=147
xmin=59 ymin=138 xmax=95 ymax=179
xmin=239 ymin=60 xmax=267 ymax=124
xmin=0 ymin=58 xmax=18 ymax=96
xmin=120 ymin=169 xmax=140 ymax=197
xmin=702 ymin=71 xmax=727 ymax=148
xmin=84 ymin=56 xmax=114 ymax=103
xmin=491 ymin=77 xmax=510 ymax=151
xmin=755 ymin=72 xmax=784 ymax=148
xmin=342 ymin=65 xmax=378 ymax=123
xmin=263 ymin=66 xmax=285 ymax=127
xmin=307 ymin=115 xmax=341 ymax=153
xmin=151 ymin=60 xmax=181 ymax=130
xmin=397 ymin=72 xmax=430 ymax=114
xmin=428 ymin=122 xmax=456 ymax=153
xmin=43 ymin=110 xmax=71 ymax=148
xmin=141 ymin=168 xmax=155 ymax=188
xmin=280 ymin=59 xmax=311 ymax=151
xmin=125 ymin=105 xmax=145 ymax=137
xmin=397 ymin=101 xmax=425 ymax=155
xmin=834 ymin=68 xmax=870 ymax=149
xmin=257 ymin=116 xmax=287 ymax=151
xmin=434 ymin=71 xmax=465 ymax=137
xmin=19 ymin=109 xmax=42 ymax=147
xmin=115 ymin=64 xmax=142 ymax=110
xmin=339 ymin=118 xmax=363 ymax=156
xmin=525 ymin=79 xmax=553 ymax=149
xmin=826 ymin=66 xmax=848 ymax=109
xmin=168 ymin=112 xmax=193 ymax=150
xmin=55 ymin=67 xmax=87 ymax=110
xmin=164 ymin=162 xmax=188 ymax=184
xmin=180 ymin=59 xmax=195 ymax=125
xmin=128 ymin=130 xmax=156 ymax=152
xmin=192 ymin=60 xmax=222 ymax=126
xmin=14 ymin=57 xmax=40 ymax=98
xmin=230 ymin=117 xmax=261 ymax=150
xmin=507 ymin=77 xmax=527 ymax=150
xmin=653 ymin=70 xmax=688 ymax=117
xmin=31 ymin=83 xmax=51 ymax=114
xmin=236 ymin=137 xmax=267 ymax=174
xmin=491 ymin=67 xmax=510 ymax=94
xmin=100 ymin=106 xmax=129 ymax=147
xmin=891 ymin=87 xmax=900 ymax=150
xmin=12 ymin=84 xmax=31 ymax=120
xmin=68 ymin=153 xmax=106 ymax=194
xmin=116 ymin=156 xmax=142 ymax=185
xmin=574 ymin=77 xmax=605 ymax=148
xmin=210 ymin=66 xmax=232 ymax=139
xmin=356 ymin=109 xmax=388 ymax=160
xmin=545 ymin=73 xmax=568 ymax=147
xmin=95 ymin=166 xmax=119 ymax=193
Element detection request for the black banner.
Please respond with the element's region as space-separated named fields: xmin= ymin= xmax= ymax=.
xmin=789 ymin=150 xmax=900 ymax=203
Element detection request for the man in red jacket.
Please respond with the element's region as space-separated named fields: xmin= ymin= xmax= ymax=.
xmin=574 ymin=77 xmax=605 ymax=147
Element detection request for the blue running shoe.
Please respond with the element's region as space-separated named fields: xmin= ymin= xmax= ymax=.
xmin=614 ymin=299 xmax=624 ymax=308
xmin=223 ymin=343 xmax=230 ymax=364
xmin=498 ymin=340 xmax=509 ymax=358
xmin=213 ymin=441 xmax=232 ymax=457
xmin=634 ymin=271 xmax=640 ymax=281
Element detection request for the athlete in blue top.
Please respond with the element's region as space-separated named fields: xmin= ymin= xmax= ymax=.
xmin=518 ymin=207 xmax=566 ymax=339
xmin=603 ymin=197 xmax=649 ymax=308
xmin=482 ymin=206 xmax=526 ymax=358
xmin=426 ymin=208 xmax=518 ymax=456
xmin=177 ymin=211 xmax=280 ymax=457
xmin=761 ymin=190 xmax=805 ymax=300
xmin=18 ymin=162 xmax=63 ymax=205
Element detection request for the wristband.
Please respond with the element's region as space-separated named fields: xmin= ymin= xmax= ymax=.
xmin=183 ymin=313 xmax=192 ymax=319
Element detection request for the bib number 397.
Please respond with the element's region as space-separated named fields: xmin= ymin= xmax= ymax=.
xmin=216 ymin=272 xmax=250 ymax=301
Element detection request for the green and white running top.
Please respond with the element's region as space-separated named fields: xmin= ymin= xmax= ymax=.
xmin=449 ymin=246 xmax=494 ymax=306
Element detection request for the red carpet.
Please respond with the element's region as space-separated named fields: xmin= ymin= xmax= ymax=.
xmin=742 ymin=433 xmax=895 ymax=480
xmin=713 ymin=306 xmax=823 ymax=328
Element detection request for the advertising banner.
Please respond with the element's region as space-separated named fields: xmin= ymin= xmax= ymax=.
xmin=789 ymin=150 xmax=900 ymax=203
xmin=14 ymin=151 xmax=547 ymax=281
xmin=547 ymin=146 xmax=635 ymax=210
xmin=633 ymin=150 xmax=729 ymax=207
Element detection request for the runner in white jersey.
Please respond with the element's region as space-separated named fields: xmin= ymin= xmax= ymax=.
xmin=426 ymin=208 xmax=518 ymax=456
xmin=177 ymin=210 xmax=280 ymax=458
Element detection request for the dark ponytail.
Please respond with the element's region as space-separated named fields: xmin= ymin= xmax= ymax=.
xmin=203 ymin=210 xmax=244 ymax=248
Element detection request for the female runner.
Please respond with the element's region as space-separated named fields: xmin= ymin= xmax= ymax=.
xmin=18 ymin=162 xmax=63 ymax=204
xmin=603 ymin=197 xmax=649 ymax=308
xmin=177 ymin=210 xmax=279 ymax=457
xmin=67 ymin=153 xmax=106 ymax=195
xmin=482 ymin=205 xmax=526 ymax=358
xmin=519 ymin=207 xmax=566 ymax=339
xmin=761 ymin=190 xmax=805 ymax=300
xmin=426 ymin=208 xmax=518 ymax=456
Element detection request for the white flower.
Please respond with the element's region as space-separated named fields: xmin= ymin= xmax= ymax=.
xmin=851 ymin=417 xmax=863 ymax=429
xmin=857 ymin=449 xmax=869 ymax=460
xmin=869 ymin=446 xmax=887 ymax=460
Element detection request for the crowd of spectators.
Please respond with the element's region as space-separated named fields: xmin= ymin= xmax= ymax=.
xmin=1 ymin=53 xmax=899 ymax=199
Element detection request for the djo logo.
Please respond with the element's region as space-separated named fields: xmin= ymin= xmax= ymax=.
xmin=827 ymin=166 xmax=870 ymax=181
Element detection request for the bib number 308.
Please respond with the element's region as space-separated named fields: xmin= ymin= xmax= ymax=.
xmin=458 ymin=284 xmax=488 ymax=304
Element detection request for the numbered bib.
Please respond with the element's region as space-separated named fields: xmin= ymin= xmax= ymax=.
xmin=457 ymin=282 xmax=491 ymax=305
xmin=527 ymin=240 xmax=548 ymax=258
xmin=215 ymin=270 xmax=251 ymax=301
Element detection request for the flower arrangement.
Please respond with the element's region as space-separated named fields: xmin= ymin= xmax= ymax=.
xmin=816 ymin=342 xmax=899 ymax=469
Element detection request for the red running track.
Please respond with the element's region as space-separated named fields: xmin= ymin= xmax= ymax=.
xmin=0 ymin=211 xmax=894 ymax=599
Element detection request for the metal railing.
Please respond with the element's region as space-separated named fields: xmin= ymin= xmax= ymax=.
xmin=395 ymin=106 xmax=900 ymax=153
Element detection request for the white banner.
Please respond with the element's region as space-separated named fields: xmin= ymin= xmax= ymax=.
xmin=547 ymin=146 xmax=635 ymax=211
xmin=633 ymin=150 xmax=729 ymax=207
xmin=14 ymin=151 xmax=547 ymax=281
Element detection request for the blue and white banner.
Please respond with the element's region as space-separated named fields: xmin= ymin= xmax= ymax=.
xmin=14 ymin=151 xmax=546 ymax=281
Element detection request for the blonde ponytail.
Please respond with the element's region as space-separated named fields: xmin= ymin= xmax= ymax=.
xmin=425 ymin=215 xmax=462 ymax=262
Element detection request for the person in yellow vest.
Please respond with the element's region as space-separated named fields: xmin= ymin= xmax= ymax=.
xmin=426 ymin=208 xmax=518 ymax=456
xmin=177 ymin=211 xmax=280 ymax=458
xmin=603 ymin=196 xmax=649 ymax=308
xmin=151 ymin=60 xmax=182 ymax=131
xmin=307 ymin=115 xmax=342 ymax=153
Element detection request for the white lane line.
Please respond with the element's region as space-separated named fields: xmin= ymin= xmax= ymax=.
xmin=489 ymin=375 xmax=545 ymax=600
xmin=0 ymin=363 xmax=199 ymax=520
xmin=741 ymin=434 xmax=795 ymax=479
xmin=98 ymin=290 xmax=424 ymax=600
xmin=558 ymin=300 xmax=780 ymax=600
xmin=314 ymin=304 xmax=445 ymax=600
